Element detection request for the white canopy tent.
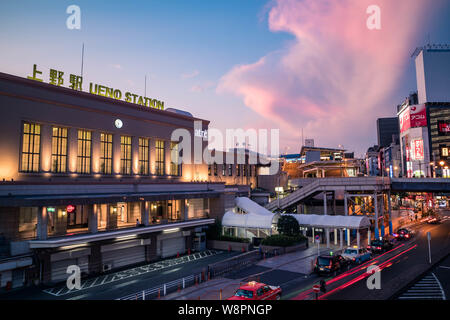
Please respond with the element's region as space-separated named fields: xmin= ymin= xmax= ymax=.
xmin=222 ymin=197 xmax=280 ymax=239
xmin=282 ymin=214 xmax=372 ymax=249
xmin=282 ymin=214 xmax=371 ymax=230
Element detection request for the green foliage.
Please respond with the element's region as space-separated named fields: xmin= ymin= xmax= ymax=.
xmin=277 ymin=215 xmax=300 ymax=236
xmin=206 ymin=219 xmax=222 ymax=240
xmin=261 ymin=234 xmax=306 ymax=247
xmin=206 ymin=219 xmax=249 ymax=243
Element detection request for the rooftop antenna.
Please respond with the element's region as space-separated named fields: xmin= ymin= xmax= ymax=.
xmin=81 ymin=43 xmax=84 ymax=77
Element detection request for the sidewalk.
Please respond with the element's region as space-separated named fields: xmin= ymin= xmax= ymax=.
xmin=256 ymin=244 xmax=342 ymax=275
xmin=160 ymin=244 xmax=342 ymax=300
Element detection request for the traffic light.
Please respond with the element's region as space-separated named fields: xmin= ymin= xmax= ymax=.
xmin=320 ymin=280 xmax=327 ymax=293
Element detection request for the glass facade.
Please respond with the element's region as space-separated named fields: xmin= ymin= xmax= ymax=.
xmin=51 ymin=127 xmax=68 ymax=173
xmin=20 ymin=122 xmax=40 ymax=172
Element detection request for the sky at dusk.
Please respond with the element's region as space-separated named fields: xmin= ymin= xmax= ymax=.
xmin=1 ymin=0 xmax=450 ymax=157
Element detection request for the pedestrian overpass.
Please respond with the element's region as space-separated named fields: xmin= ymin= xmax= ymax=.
xmin=265 ymin=177 xmax=450 ymax=240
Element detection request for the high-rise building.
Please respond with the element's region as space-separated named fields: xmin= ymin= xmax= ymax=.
xmin=377 ymin=117 xmax=399 ymax=148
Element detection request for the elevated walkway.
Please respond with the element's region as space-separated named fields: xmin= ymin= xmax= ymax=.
xmin=266 ymin=177 xmax=390 ymax=211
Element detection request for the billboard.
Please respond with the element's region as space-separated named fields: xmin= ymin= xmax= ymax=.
xmin=410 ymin=105 xmax=427 ymax=127
xmin=411 ymin=139 xmax=424 ymax=161
xmin=399 ymin=104 xmax=427 ymax=133
xmin=438 ymin=120 xmax=450 ymax=135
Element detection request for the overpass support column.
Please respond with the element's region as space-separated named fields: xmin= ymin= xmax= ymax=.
xmin=323 ymin=192 xmax=327 ymax=215
xmin=339 ymin=229 xmax=343 ymax=249
xmin=357 ymin=230 xmax=360 ymax=249
xmin=334 ymin=228 xmax=337 ymax=245
xmin=344 ymin=193 xmax=348 ymax=216
xmin=326 ymin=228 xmax=330 ymax=248
xmin=368 ymin=229 xmax=371 ymax=245
xmin=388 ymin=190 xmax=393 ymax=235
xmin=374 ymin=192 xmax=379 ymax=239
xmin=312 ymin=228 xmax=315 ymax=244
xmin=347 ymin=229 xmax=350 ymax=246
xmin=380 ymin=194 xmax=385 ymax=238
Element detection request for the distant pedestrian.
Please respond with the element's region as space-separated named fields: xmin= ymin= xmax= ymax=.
xmin=136 ymin=218 xmax=140 ymax=226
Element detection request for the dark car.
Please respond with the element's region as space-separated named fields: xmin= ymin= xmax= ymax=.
xmin=394 ymin=228 xmax=414 ymax=240
xmin=314 ymin=254 xmax=348 ymax=275
xmin=367 ymin=239 xmax=393 ymax=253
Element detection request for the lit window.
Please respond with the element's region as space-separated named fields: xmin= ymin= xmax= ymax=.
xmin=120 ymin=136 xmax=132 ymax=175
xmin=21 ymin=122 xmax=40 ymax=172
xmin=51 ymin=127 xmax=68 ymax=173
xmin=77 ymin=130 xmax=91 ymax=174
xmin=139 ymin=138 xmax=149 ymax=175
xmin=155 ymin=140 xmax=165 ymax=175
xmin=170 ymin=141 xmax=181 ymax=176
xmin=100 ymin=133 xmax=113 ymax=174
xmin=442 ymin=147 xmax=449 ymax=157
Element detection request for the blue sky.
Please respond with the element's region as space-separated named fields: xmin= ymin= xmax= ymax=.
xmin=1 ymin=0 xmax=449 ymax=156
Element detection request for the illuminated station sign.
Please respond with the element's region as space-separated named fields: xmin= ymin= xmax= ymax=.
xmin=27 ymin=64 xmax=164 ymax=110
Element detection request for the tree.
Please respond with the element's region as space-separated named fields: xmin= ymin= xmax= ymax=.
xmin=277 ymin=215 xmax=300 ymax=236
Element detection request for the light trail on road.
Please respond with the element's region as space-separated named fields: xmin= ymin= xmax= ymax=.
xmin=291 ymin=243 xmax=407 ymax=300
xmin=317 ymin=244 xmax=418 ymax=299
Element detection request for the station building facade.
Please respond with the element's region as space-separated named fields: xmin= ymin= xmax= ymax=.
xmin=0 ymin=72 xmax=231 ymax=288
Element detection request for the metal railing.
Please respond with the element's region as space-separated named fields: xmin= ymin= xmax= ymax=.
xmin=116 ymin=272 xmax=208 ymax=300
xmin=208 ymin=250 xmax=260 ymax=278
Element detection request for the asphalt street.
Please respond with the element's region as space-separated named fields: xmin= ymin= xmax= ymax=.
xmin=0 ymin=250 xmax=239 ymax=300
xmin=317 ymin=210 xmax=450 ymax=300
xmin=223 ymin=210 xmax=450 ymax=301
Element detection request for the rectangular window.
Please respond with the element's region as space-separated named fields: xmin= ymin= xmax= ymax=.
xmin=170 ymin=141 xmax=180 ymax=176
xmin=100 ymin=133 xmax=113 ymax=174
xmin=222 ymin=163 xmax=226 ymax=176
xmin=243 ymin=165 xmax=247 ymax=177
xmin=155 ymin=140 xmax=165 ymax=175
xmin=120 ymin=136 xmax=132 ymax=175
xmin=214 ymin=163 xmax=218 ymax=176
xmin=249 ymin=165 xmax=252 ymax=177
xmin=208 ymin=165 xmax=211 ymax=176
xmin=21 ymin=122 xmax=40 ymax=172
xmin=228 ymin=164 xmax=232 ymax=176
xmin=236 ymin=164 xmax=240 ymax=176
xmin=139 ymin=138 xmax=149 ymax=175
xmin=442 ymin=147 xmax=449 ymax=157
xmin=77 ymin=130 xmax=91 ymax=174
xmin=51 ymin=127 xmax=68 ymax=173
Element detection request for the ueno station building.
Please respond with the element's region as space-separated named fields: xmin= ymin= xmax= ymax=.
xmin=0 ymin=71 xmax=232 ymax=288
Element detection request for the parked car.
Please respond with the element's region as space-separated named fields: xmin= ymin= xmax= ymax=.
xmin=393 ymin=228 xmax=414 ymax=240
xmin=227 ymin=281 xmax=282 ymax=300
xmin=367 ymin=239 xmax=394 ymax=253
xmin=341 ymin=247 xmax=372 ymax=264
xmin=314 ymin=254 xmax=348 ymax=275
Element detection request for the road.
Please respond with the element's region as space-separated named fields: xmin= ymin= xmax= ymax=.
xmin=224 ymin=210 xmax=450 ymax=301
xmin=289 ymin=210 xmax=450 ymax=300
xmin=0 ymin=250 xmax=238 ymax=300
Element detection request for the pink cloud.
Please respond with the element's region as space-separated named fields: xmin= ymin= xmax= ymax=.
xmin=217 ymin=0 xmax=440 ymax=153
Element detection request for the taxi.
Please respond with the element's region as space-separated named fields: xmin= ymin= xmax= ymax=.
xmin=226 ymin=281 xmax=282 ymax=300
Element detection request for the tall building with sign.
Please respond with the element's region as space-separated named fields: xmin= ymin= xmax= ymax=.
xmin=0 ymin=72 xmax=235 ymax=288
xmin=398 ymin=45 xmax=450 ymax=178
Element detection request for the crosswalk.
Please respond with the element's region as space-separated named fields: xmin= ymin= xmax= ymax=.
xmin=397 ymin=273 xmax=446 ymax=300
